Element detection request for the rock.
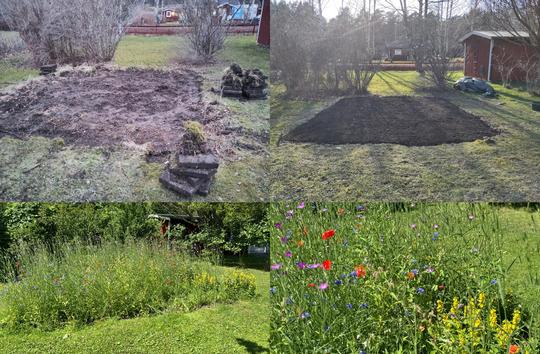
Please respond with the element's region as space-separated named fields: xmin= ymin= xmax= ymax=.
xmin=170 ymin=166 xmax=217 ymax=179
xmin=532 ymin=102 xmax=540 ymax=112
xmin=160 ymin=153 xmax=219 ymax=197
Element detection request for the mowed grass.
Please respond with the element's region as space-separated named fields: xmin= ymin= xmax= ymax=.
xmin=0 ymin=34 xmax=269 ymax=202
xmin=0 ymin=263 xmax=269 ymax=354
xmin=270 ymin=71 xmax=540 ymax=201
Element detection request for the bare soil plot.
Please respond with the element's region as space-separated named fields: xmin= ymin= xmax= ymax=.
xmin=284 ymin=96 xmax=497 ymax=146
xmin=0 ymin=67 xmax=205 ymax=152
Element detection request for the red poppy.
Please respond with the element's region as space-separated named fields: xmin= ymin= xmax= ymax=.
xmin=355 ymin=264 xmax=366 ymax=278
xmin=307 ymin=283 xmax=316 ymax=288
xmin=509 ymin=344 xmax=519 ymax=354
xmin=322 ymin=259 xmax=332 ymax=270
xmin=322 ymin=229 xmax=335 ymax=240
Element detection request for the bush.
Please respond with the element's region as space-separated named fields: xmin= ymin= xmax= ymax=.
xmin=0 ymin=0 xmax=143 ymax=65
xmin=0 ymin=240 xmax=257 ymax=330
xmin=183 ymin=0 xmax=225 ymax=61
xmin=270 ymin=203 xmax=537 ymax=353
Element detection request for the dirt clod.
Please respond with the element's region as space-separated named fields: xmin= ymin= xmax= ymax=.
xmin=284 ymin=96 xmax=498 ymax=146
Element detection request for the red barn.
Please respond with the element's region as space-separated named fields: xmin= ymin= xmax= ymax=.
xmin=257 ymin=0 xmax=270 ymax=46
xmin=460 ymin=31 xmax=537 ymax=82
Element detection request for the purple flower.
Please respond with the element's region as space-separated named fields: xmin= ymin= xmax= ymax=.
xmin=307 ymin=263 xmax=320 ymax=269
xmin=274 ymin=223 xmax=282 ymax=229
xmin=319 ymin=282 xmax=328 ymax=290
xmin=410 ymin=223 xmax=417 ymax=229
xmin=297 ymin=202 xmax=305 ymax=209
xmin=286 ymin=210 xmax=294 ymax=219
xmin=411 ymin=269 xmax=419 ymax=276
xmin=416 ymin=287 xmax=425 ymax=295
xmin=280 ymin=236 xmax=289 ymax=244
xmin=425 ymin=267 xmax=435 ymax=274
xmin=271 ymin=263 xmax=282 ymax=270
xmin=296 ymin=262 xmax=306 ymax=270
xmin=284 ymin=250 xmax=292 ymax=258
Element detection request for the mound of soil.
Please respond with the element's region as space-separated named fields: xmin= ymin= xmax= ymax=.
xmin=284 ymin=96 xmax=497 ymax=146
xmin=0 ymin=67 xmax=204 ymax=150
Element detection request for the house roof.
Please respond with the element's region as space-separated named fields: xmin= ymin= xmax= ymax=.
xmin=387 ymin=39 xmax=409 ymax=49
xmin=459 ymin=30 xmax=530 ymax=42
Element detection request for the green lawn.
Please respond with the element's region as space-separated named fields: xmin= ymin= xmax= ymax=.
xmin=270 ymin=72 xmax=540 ymax=201
xmin=0 ymin=268 xmax=269 ymax=354
xmin=0 ymin=34 xmax=269 ymax=201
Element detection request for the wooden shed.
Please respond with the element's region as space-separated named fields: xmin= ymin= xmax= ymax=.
xmin=460 ymin=30 xmax=536 ymax=82
xmin=386 ymin=39 xmax=412 ymax=61
xmin=257 ymin=0 xmax=270 ymax=46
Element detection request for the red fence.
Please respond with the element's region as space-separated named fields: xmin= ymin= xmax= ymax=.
xmin=126 ymin=25 xmax=258 ymax=36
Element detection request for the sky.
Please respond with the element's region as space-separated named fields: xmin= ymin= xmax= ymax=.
xmin=286 ymin=0 xmax=470 ymax=20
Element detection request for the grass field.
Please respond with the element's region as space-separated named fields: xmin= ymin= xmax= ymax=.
xmin=270 ymin=203 xmax=540 ymax=353
xmin=270 ymin=72 xmax=540 ymax=201
xmin=0 ymin=34 xmax=269 ymax=201
xmin=0 ymin=246 xmax=269 ymax=354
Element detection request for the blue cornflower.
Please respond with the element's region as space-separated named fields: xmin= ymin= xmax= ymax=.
xmin=300 ymin=311 xmax=310 ymax=319
xmin=417 ymin=287 xmax=425 ymax=295
xmin=346 ymin=303 xmax=353 ymax=309
xmin=270 ymin=287 xmax=277 ymax=294
xmin=490 ymin=279 xmax=497 ymax=285
xmin=334 ymin=279 xmax=342 ymax=285
xmin=360 ymin=303 xmax=368 ymax=309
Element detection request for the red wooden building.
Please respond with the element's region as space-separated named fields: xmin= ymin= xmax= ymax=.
xmin=257 ymin=0 xmax=270 ymax=46
xmin=460 ymin=30 xmax=536 ymax=82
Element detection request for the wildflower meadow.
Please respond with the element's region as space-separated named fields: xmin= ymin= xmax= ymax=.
xmin=270 ymin=203 xmax=539 ymax=353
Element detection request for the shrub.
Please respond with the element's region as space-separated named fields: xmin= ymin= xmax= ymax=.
xmin=0 ymin=0 xmax=143 ymax=65
xmin=270 ymin=203 xmax=537 ymax=353
xmin=183 ymin=0 xmax=225 ymax=61
xmin=0 ymin=240 xmax=257 ymax=330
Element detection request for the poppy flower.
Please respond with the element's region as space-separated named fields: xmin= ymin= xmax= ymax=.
xmin=297 ymin=240 xmax=305 ymax=247
xmin=406 ymin=272 xmax=415 ymax=280
xmin=355 ymin=265 xmax=366 ymax=278
xmin=322 ymin=259 xmax=332 ymax=270
xmin=307 ymin=283 xmax=316 ymax=288
xmin=438 ymin=283 xmax=446 ymax=291
xmin=322 ymin=229 xmax=335 ymax=240
xmin=509 ymin=344 xmax=519 ymax=354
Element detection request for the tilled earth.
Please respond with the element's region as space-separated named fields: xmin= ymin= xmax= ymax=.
xmin=284 ymin=96 xmax=498 ymax=146
xmin=0 ymin=67 xmax=207 ymax=152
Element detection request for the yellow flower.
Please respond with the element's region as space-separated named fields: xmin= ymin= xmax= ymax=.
xmin=478 ymin=292 xmax=486 ymax=309
xmin=489 ymin=308 xmax=497 ymax=329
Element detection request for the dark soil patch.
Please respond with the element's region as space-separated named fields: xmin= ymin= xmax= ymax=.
xmin=284 ymin=96 xmax=498 ymax=146
xmin=0 ymin=67 xmax=204 ymax=151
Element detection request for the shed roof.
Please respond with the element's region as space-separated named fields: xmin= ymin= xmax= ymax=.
xmin=459 ymin=30 xmax=530 ymax=42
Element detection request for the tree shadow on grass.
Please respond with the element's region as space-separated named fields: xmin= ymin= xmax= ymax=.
xmin=235 ymin=338 xmax=269 ymax=353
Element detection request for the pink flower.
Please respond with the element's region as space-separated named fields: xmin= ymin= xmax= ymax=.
xmin=319 ymin=282 xmax=328 ymax=290
xmin=284 ymin=250 xmax=292 ymax=258
xmin=271 ymin=263 xmax=282 ymax=270
xmin=297 ymin=202 xmax=305 ymax=209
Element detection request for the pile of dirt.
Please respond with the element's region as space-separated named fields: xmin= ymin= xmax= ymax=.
xmin=220 ymin=63 xmax=267 ymax=99
xmin=0 ymin=67 xmax=205 ymax=152
xmin=284 ymin=96 xmax=498 ymax=146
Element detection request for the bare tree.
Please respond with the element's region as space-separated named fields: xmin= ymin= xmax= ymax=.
xmin=492 ymin=46 xmax=521 ymax=87
xmin=484 ymin=0 xmax=540 ymax=94
xmin=183 ymin=0 xmax=226 ymax=61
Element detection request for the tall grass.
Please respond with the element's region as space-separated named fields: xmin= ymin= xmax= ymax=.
xmin=0 ymin=240 xmax=256 ymax=331
xmin=270 ymin=203 xmax=538 ymax=353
